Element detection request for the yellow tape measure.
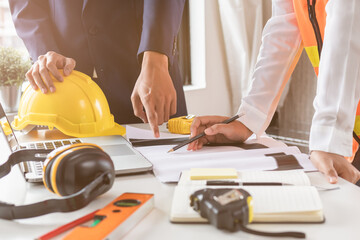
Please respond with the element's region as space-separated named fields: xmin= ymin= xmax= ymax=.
xmin=167 ymin=115 xmax=195 ymax=134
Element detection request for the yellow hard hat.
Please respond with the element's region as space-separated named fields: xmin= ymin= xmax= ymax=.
xmin=12 ymin=70 xmax=126 ymax=137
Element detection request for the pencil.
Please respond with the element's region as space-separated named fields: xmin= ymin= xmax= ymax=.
xmin=36 ymin=209 xmax=99 ymax=240
xmin=167 ymin=114 xmax=244 ymax=153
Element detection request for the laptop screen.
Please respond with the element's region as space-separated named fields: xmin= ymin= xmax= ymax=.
xmin=0 ymin=104 xmax=19 ymax=153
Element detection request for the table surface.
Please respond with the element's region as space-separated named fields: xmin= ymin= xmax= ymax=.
xmin=1 ymin=127 xmax=360 ymax=240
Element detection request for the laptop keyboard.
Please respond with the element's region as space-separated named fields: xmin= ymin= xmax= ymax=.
xmin=24 ymin=139 xmax=81 ymax=150
xmin=22 ymin=139 xmax=82 ymax=179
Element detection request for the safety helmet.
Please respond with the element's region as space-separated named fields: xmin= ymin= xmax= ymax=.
xmin=12 ymin=70 xmax=126 ymax=137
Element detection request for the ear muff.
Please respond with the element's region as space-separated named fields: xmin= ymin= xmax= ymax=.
xmin=43 ymin=143 xmax=115 ymax=196
xmin=53 ymin=147 xmax=113 ymax=196
xmin=43 ymin=152 xmax=56 ymax=193
xmin=0 ymin=143 xmax=115 ymax=220
xmin=46 ymin=145 xmax=97 ymax=195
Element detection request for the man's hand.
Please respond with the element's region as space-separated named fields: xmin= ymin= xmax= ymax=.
xmin=310 ymin=150 xmax=360 ymax=184
xmin=187 ymin=115 xmax=253 ymax=151
xmin=131 ymin=51 xmax=177 ymax=138
xmin=26 ymin=51 xmax=76 ymax=93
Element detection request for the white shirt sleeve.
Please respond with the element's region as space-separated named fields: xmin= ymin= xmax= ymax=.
xmin=237 ymin=0 xmax=303 ymax=136
xmin=310 ymin=0 xmax=360 ymax=157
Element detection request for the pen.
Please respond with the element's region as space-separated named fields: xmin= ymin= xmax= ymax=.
xmin=36 ymin=209 xmax=99 ymax=240
xmin=167 ymin=114 xmax=244 ymax=153
xmin=206 ymin=180 xmax=293 ymax=186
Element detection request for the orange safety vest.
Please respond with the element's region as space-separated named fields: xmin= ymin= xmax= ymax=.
xmin=293 ymin=0 xmax=360 ymax=159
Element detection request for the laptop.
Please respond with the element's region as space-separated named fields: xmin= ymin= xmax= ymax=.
xmin=0 ymin=103 xmax=152 ymax=182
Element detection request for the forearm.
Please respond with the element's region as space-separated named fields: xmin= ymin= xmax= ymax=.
xmin=142 ymin=51 xmax=168 ymax=70
xmin=9 ymin=0 xmax=59 ymax=61
xmin=138 ymin=0 xmax=186 ymax=66
xmin=310 ymin=0 xmax=360 ymax=157
xmin=238 ymin=0 xmax=303 ymax=136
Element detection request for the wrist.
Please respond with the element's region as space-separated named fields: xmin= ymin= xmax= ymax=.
xmin=142 ymin=51 xmax=168 ymax=69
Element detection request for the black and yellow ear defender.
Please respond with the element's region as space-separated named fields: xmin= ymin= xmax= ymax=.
xmin=0 ymin=143 xmax=115 ymax=220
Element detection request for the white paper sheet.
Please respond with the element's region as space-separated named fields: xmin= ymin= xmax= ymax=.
xmin=126 ymin=125 xmax=187 ymax=140
xmin=126 ymin=125 xmax=316 ymax=182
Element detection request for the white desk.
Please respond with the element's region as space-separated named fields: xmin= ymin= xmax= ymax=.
xmin=1 ymin=129 xmax=360 ymax=239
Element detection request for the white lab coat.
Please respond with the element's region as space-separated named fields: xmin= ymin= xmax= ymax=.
xmin=237 ymin=0 xmax=360 ymax=157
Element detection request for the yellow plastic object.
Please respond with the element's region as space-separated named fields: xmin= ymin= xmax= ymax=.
xmin=189 ymin=168 xmax=238 ymax=180
xmin=12 ymin=70 xmax=125 ymax=137
xmin=247 ymin=196 xmax=254 ymax=223
xmin=0 ymin=120 xmax=12 ymax=136
xmin=167 ymin=115 xmax=195 ymax=134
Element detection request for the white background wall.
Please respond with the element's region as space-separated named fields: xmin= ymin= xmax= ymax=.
xmin=184 ymin=0 xmax=271 ymax=117
xmin=184 ymin=0 xmax=233 ymax=117
xmin=184 ymin=0 xmax=315 ymax=141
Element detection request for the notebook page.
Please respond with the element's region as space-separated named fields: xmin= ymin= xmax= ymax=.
xmin=170 ymin=185 xmax=323 ymax=223
xmin=170 ymin=186 xmax=208 ymax=222
xmin=245 ymin=186 xmax=322 ymax=214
